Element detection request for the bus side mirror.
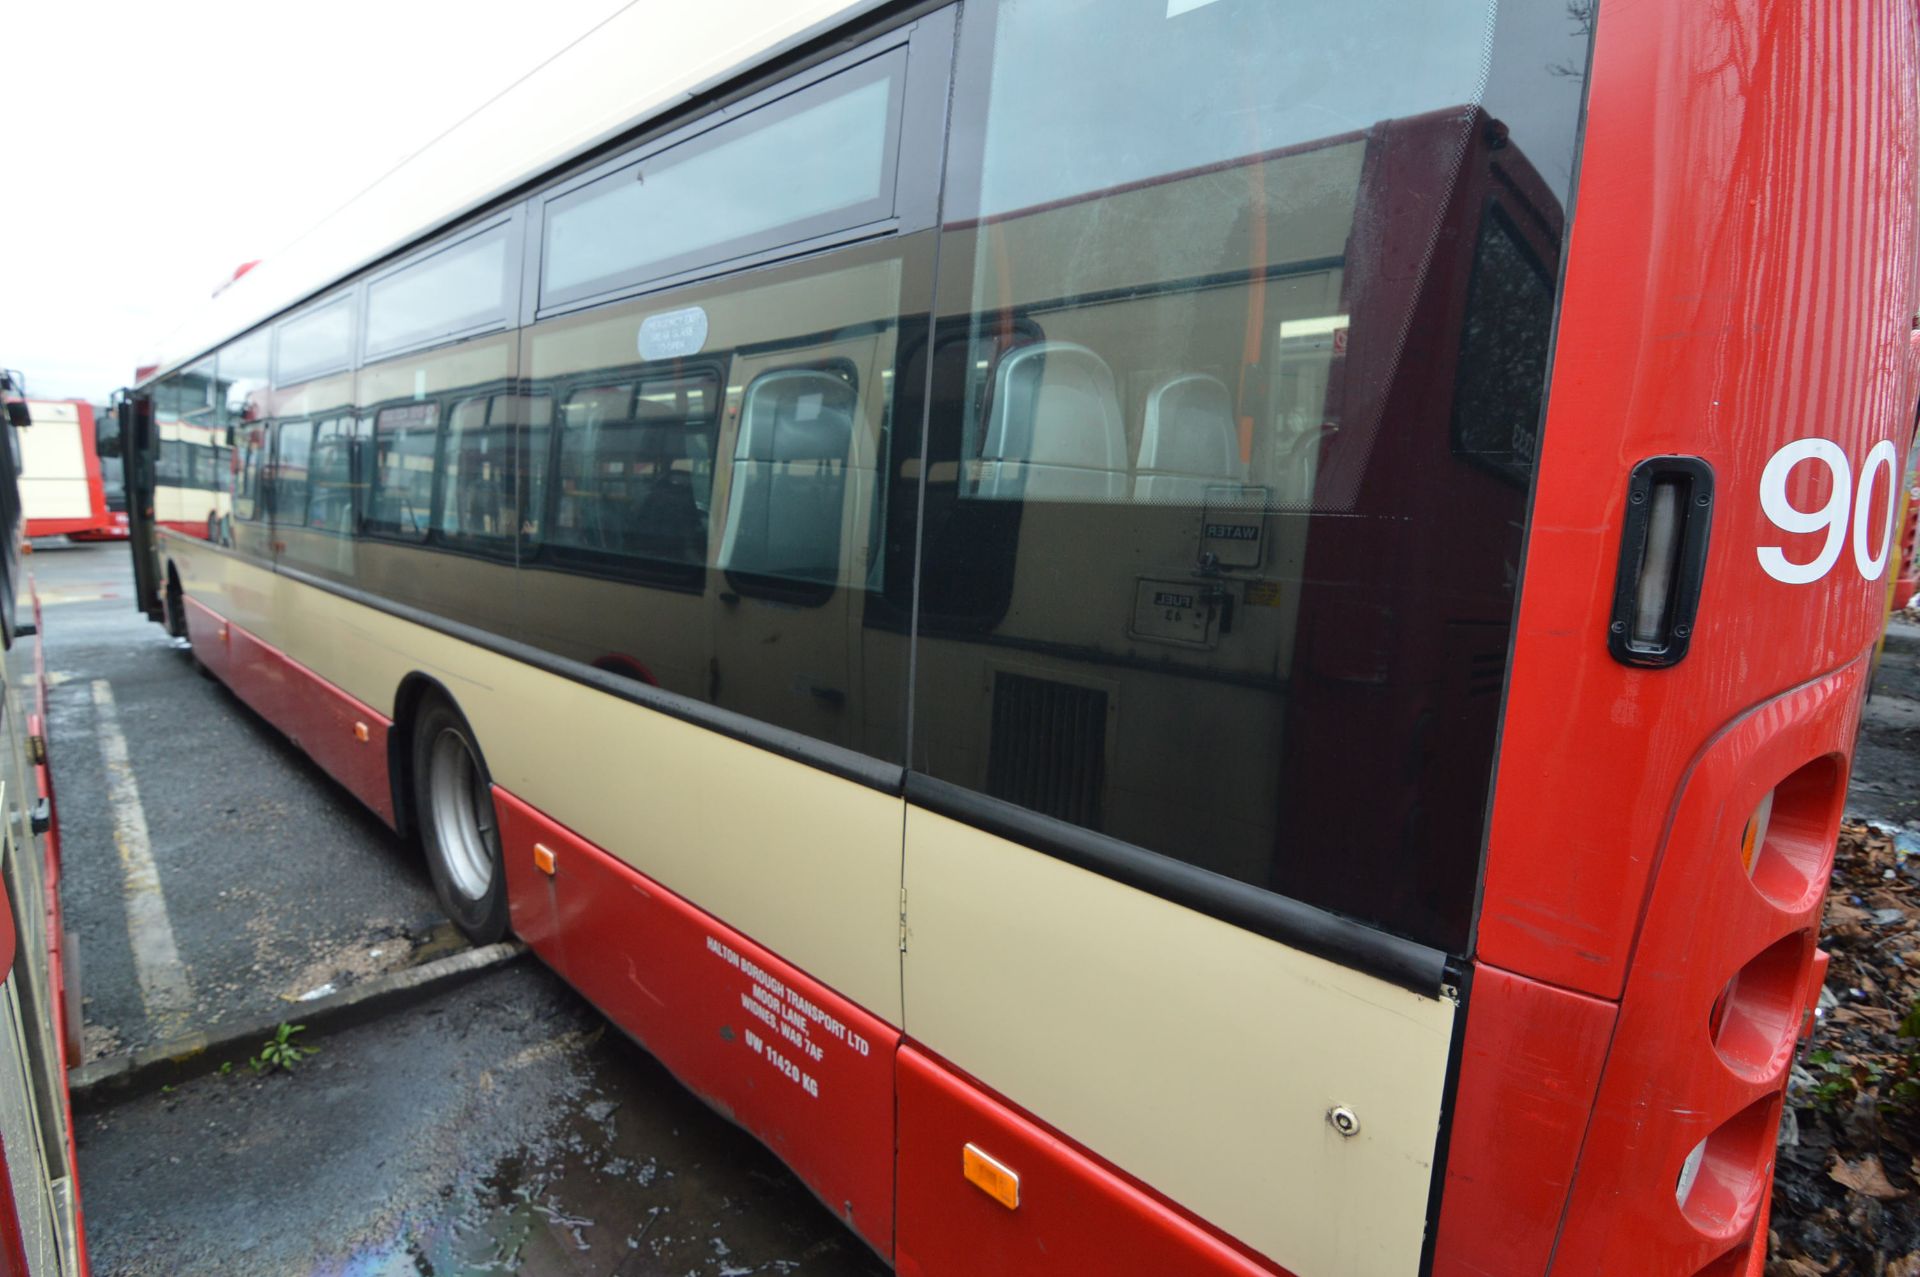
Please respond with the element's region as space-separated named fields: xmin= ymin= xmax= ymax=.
xmin=5 ymin=400 xmax=30 ymax=430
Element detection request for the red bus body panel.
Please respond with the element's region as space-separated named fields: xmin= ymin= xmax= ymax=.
xmin=1431 ymin=968 xmax=1614 ymax=1277
xmin=1444 ymin=2 xmax=1920 ymax=1273
xmin=494 ymin=786 xmax=899 ymax=1261
xmin=1549 ymin=666 xmax=1861 ymax=1270
xmin=1478 ymin=0 xmax=1917 ymax=998
xmin=183 ymin=598 xmax=395 ymax=825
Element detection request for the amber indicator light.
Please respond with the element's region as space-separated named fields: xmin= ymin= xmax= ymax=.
xmin=533 ymin=843 xmax=557 ymax=876
xmin=962 ymin=1143 xmax=1019 ymax=1210
xmin=353 ymin=721 xmax=370 ymax=743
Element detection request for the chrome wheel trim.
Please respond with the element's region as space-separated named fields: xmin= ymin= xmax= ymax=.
xmin=428 ymin=727 xmax=495 ymax=901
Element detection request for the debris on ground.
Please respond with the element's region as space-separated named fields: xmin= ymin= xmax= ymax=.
xmin=1770 ymin=822 xmax=1920 ymax=1273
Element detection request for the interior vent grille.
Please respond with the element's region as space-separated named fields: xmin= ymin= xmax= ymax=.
xmin=986 ymin=672 xmax=1108 ymax=829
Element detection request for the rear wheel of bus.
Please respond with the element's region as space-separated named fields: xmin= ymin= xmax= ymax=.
xmin=412 ymin=694 xmax=509 ymax=943
xmin=162 ymin=563 xmax=187 ymax=638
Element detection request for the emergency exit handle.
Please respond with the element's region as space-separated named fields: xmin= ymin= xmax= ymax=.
xmin=1607 ymin=455 xmax=1714 ymax=668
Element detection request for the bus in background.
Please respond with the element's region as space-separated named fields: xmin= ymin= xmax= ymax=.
xmin=18 ymin=401 xmax=125 ymax=543
xmin=117 ymin=3 xmax=1918 ymax=1274
xmin=0 ymin=374 xmax=90 ymax=1276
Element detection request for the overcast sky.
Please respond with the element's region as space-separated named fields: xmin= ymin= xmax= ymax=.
xmin=0 ymin=0 xmax=633 ymax=404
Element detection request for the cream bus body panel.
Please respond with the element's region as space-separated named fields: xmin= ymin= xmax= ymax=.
xmin=17 ymin=403 xmax=92 ymax=522
xmin=902 ymin=806 xmax=1454 ymax=1277
xmin=172 ymin=541 xmax=905 ymax=1026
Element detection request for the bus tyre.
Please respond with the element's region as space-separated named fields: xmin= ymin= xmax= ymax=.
xmin=162 ymin=571 xmax=187 ymax=639
xmin=412 ymin=696 xmax=510 ymax=944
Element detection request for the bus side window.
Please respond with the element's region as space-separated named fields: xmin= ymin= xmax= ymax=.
xmin=365 ymin=403 xmax=441 ymax=540
xmin=236 ymin=425 xmax=269 ymax=522
xmin=500 ymin=391 xmax=553 ymax=543
xmin=308 ymin=417 xmax=355 ymax=533
xmin=718 ymin=365 xmax=858 ymax=603
xmin=272 ymin=420 xmax=314 ymax=525
xmin=1449 ymin=204 xmax=1555 ymax=486
xmin=546 ymin=374 xmax=716 ymax=579
xmin=156 ymin=435 xmax=185 ymax=488
xmin=438 ymin=396 xmax=514 ymax=544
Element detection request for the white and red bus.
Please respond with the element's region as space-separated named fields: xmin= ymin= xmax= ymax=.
xmin=0 ymin=378 xmax=89 ymax=1276
xmin=119 ymin=3 xmax=1919 ymax=1274
xmin=18 ymin=402 xmax=125 ymax=544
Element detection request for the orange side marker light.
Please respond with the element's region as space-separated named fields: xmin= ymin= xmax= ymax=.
xmin=533 ymin=843 xmax=557 ymax=876
xmin=963 ymin=1143 xmax=1019 ymax=1210
xmin=353 ymin=721 xmax=370 ymax=743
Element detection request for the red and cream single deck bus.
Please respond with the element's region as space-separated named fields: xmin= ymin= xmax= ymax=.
xmin=116 ymin=2 xmax=1919 ymax=1273
xmin=18 ymin=402 xmax=124 ymax=544
xmin=0 ymin=382 xmax=89 ymax=1276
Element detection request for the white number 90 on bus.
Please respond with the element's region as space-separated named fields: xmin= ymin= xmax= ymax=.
xmin=1757 ymin=436 xmax=1901 ymax=584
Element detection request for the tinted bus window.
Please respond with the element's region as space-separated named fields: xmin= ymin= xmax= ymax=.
xmin=1451 ymin=208 xmax=1556 ymax=483
xmin=540 ymin=374 xmax=718 ymax=583
xmin=718 ymin=365 xmax=858 ymax=604
xmin=235 ymin=423 xmax=270 ymax=523
xmin=504 ymin=392 xmax=553 ymax=542
xmin=219 ymin=329 xmax=272 ymax=427
xmin=516 ymin=236 xmax=924 ymax=756
xmin=276 ymin=295 xmax=354 ymax=384
xmin=541 ymin=52 xmax=902 ymax=306
xmin=156 ymin=438 xmax=186 ymax=487
xmin=437 ymin=396 xmax=522 ymax=545
xmin=366 ymin=226 xmax=511 ymax=358
xmin=218 ymin=329 xmax=273 ymax=542
xmin=153 ymin=361 xmax=217 ymax=427
xmin=911 ymin=0 xmax=1587 ymax=952
xmin=309 ymin=417 xmax=355 ymax=532
xmin=365 ymin=403 xmax=440 ymax=539
xmin=272 ymin=421 xmax=313 ymax=522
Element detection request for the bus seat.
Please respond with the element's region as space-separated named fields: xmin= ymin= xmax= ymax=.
xmin=974 ymin=342 xmax=1128 ymax=501
xmin=719 ymin=368 xmax=857 ymax=585
xmin=1133 ymin=373 xmax=1242 ymax=504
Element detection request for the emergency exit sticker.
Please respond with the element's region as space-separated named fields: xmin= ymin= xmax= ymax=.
xmin=638 ymin=306 xmax=709 ymax=361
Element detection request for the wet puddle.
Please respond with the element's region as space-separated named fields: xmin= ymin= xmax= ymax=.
xmin=319 ymin=1029 xmax=887 ymax=1277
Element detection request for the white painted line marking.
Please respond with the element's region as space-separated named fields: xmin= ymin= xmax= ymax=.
xmin=91 ymin=679 xmax=195 ymax=1037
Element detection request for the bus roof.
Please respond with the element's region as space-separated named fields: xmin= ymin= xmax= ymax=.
xmin=140 ymin=0 xmax=874 ymax=390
